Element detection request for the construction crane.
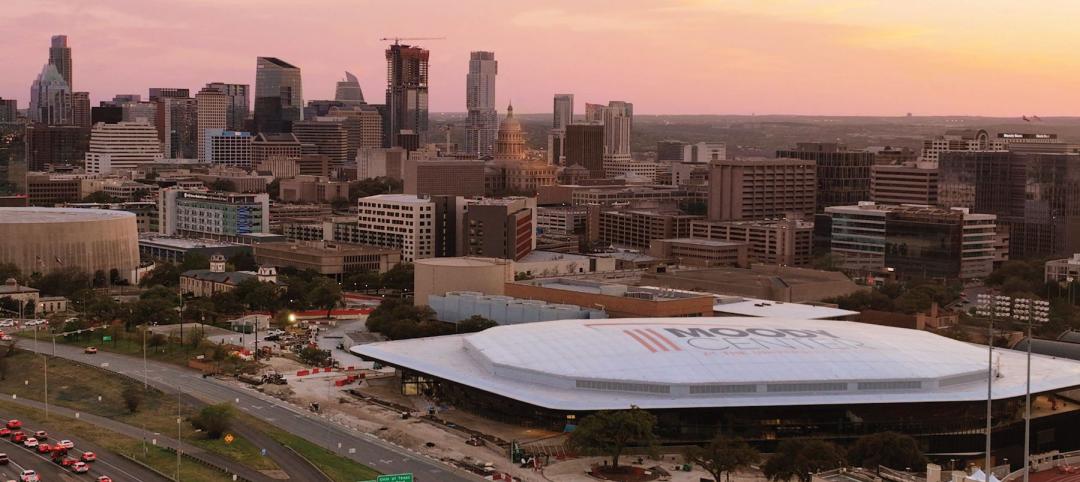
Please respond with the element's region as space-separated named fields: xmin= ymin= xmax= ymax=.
xmin=380 ymin=36 xmax=446 ymax=45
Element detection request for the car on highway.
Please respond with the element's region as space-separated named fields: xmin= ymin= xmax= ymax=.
xmin=22 ymin=437 xmax=37 ymax=448
xmin=0 ymin=453 xmax=7 ymax=464
xmin=32 ymin=431 xmax=46 ymax=441
xmin=10 ymin=432 xmax=25 ymax=443
xmin=56 ymin=439 xmax=73 ymax=449
xmin=55 ymin=456 xmax=76 ymax=468
xmin=85 ymin=347 xmax=98 ymax=354
xmin=5 ymin=420 xmax=20 ymax=430
xmin=36 ymin=443 xmax=50 ymax=454
xmin=80 ymin=451 xmax=96 ymax=462
xmin=19 ymin=470 xmax=37 ymax=482
xmin=0 ymin=335 xmax=11 ymax=342
xmin=0 ymin=428 xmax=10 ymax=437
xmin=97 ymin=476 xmax=113 ymax=482
xmin=72 ymin=461 xmax=90 ymax=473
xmin=0 ymin=319 xmax=15 ymax=327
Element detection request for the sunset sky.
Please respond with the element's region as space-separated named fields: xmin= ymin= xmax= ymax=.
xmin=3 ymin=0 xmax=1078 ymax=116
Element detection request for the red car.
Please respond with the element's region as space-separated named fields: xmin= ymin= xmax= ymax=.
xmin=5 ymin=420 xmax=20 ymax=430
xmin=0 ymin=428 xmax=10 ymax=437
xmin=10 ymin=431 xmax=25 ymax=443
xmin=71 ymin=461 xmax=90 ymax=473
xmin=36 ymin=443 xmax=51 ymax=454
xmin=55 ymin=456 xmax=77 ymax=467
xmin=80 ymin=451 xmax=96 ymax=462
xmin=97 ymin=477 xmax=113 ymax=482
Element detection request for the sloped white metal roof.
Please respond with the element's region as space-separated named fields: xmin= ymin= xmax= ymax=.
xmin=352 ymin=318 xmax=1080 ymax=411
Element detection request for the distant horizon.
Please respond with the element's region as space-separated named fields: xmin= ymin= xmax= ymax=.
xmin=5 ymin=1 xmax=1080 ymax=117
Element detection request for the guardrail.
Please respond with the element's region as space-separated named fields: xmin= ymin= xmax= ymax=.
xmin=1002 ymin=450 xmax=1080 ymax=482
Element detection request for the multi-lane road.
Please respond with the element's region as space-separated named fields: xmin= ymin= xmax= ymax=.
xmin=20 ymin=341 xmax=480 ymax=482
xmin=0 ymin=413 xmax=169 ymax=482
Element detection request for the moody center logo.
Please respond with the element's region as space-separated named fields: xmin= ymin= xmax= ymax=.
xmin=618 ymin=326 xmax=865 ymax=353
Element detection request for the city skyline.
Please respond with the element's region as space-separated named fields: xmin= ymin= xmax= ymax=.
xmin=4 ymin=0 xmax=1080 ymax=116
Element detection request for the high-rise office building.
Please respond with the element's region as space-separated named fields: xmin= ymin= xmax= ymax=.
xmin=206 ymin=130 xmax=253 ymax=168
xmin=84 ymin=121 xmax=163 ymax=174
xmin=148 ymin=88 xmax=190 ymax=101
xmin=464 ymin=51 xmax=498 ymax=158
xmin=356 ymin=194 xmax=435 ymax=261
xmin=870 ymin=164 xmax=938 ymax=205
xmin=252 ymin=133 xmax=303 ymax=164
xmin=385 ymin=43 xmax=430 ymax=147
xmin=29 ymin=63 xmax=71 ymax=125
xmin=463 ymin=197 xmax=536 ymax=261
xmin=25 ymin=124 xmax=89 ymax=170
xmin=293 ymin=120 xmax=349 ymax=164
xmin=327 ymin=106 xmax=382 ymax=156
xmin=70 ymin=92 xmax=91 ymax=129
xmin=155 ymin=96 xmax=197 ymax=159
xmin=939 ymin=149 xmax=1080 ymax=258
xmin=404 ymin=159 xmax=486 ymax=197
xmin=254 ymin=57 xmax=303 ymax=134
xmin=548 ymin=94 xmax=575 ymax=165
xmin=196 ymin=87 xmax=228 ymax=162
xmin=682 ymin=142 xmax=726 ymax=163
xmin=707 ymin=157 xmax=817 ymax=221
xmin=565 ymin=124 xmax=605 ymax=178
xmin=920 ymin=129 xmax=1004 ymax=165
xmin=159 ymin=189 xmax=269 ymax=240
xmin=48 ymin=35 xmax=72 ymax=90
xmin=206 ymin=83 xmax=250 ymax=132
xmin=656 ymin=140 xmax=687 ymax=162
xmin=584 ymin=103 xmax=606 ymax=123
xmin=553 ymin=94 xmax=574 ymax=129
xmin=0 ymin=99 xmax=16 ymax=123
xmin=776 ymin=142 xmax=873 ymax=212
xmin=825 ymin=202 xmax=997 ymax=280
xmin=335 ymin=71 xmax=365 ymax=104
xmin=602 ymin=101 xmax=633 ymax=157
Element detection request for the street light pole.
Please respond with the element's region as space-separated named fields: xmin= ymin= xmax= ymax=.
xmin=976 ymin=293 xmax=1004 ymax=473
xmin=1016 ymin=299 xmax=1049 ymax=482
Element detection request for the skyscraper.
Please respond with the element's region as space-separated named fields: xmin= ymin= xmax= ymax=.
xmin=196 ymin=87 xmax=228 ymax=162
xmin=0 ymin=99 xmax=16 ymax=123
xmin=776 ymin=142 xmax=873 ymax=212
xmin=335 ymin=72 xmax=365 ymax=104
xmin=464 ymin=51 xmax=498 ymax=158
xmin=564 ymin=124 xmax=605 ymax=178
xmin=553 ymin=94 xmax=574 ymax=129
xmin=84 ymin=121 xmax=163 ymax=174
xmin=29 ymin=63 xmax=71 ymax=125
xmin=148 ymin=88 xmax=190 ymax=101
xmin=385 ymin=43 xmax=430 ymax=147
xmin=156 ymin=96 xmax=197 ymax=159
xmin=70 ymin=91 xmax=91 ymax=129
xmin=602 ymin=101 xmax=633 ymax=157
xmin=254 ymin=57 xmax=303 ymax=134
xmin=48 ymin=35 xmax=72 ymax=90
xmin=206 ymin=82 xmax=250 ymax=132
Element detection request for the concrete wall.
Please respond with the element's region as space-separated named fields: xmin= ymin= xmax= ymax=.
xmin=413 ymin=258 xmax=514 ymax=306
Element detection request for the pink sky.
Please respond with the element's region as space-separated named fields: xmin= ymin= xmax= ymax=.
xmin=3 ymin=0 xmax=1079 ymax=116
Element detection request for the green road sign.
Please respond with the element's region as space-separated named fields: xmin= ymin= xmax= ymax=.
xmin=102 ymin=335 xmax=112 ymax=341
xmin=376 ymin=474 xmax=414 ymax=482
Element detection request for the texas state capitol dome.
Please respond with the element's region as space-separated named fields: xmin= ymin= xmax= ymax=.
xmin=0 ymin=207 xmax=139 ymax=278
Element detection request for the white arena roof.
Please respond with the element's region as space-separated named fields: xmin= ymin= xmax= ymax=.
xmin=352 ymin=318 xmax=1080 ymax=411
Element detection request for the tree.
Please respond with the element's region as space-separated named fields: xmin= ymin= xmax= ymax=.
xmin=686 ymin=434 xmax=760 ymax=482
xmin=307 ymin=276 xmax=342 ymax=319
xmin=233 ymin=278 xmax=281 ymax=312
xmin=847 ymin=432 xmax=927 ymax=471
xmin=229 ymin=252 xmax=258 ymax=272
xmin=140 ymin=263 xmax=181 ymax=287
xmin=81 ymin=191 xmax=118 ymax=203
xmin=121 ymin=385 xmax=142 ymax=413
xmin=0 ymin=263 xmax=21 ymax=283
xmin=125 ymin=297 xmax=180 ymax=330
xmin=330 ymin=197 xmax=351 ymax=211
xmin=379 ymin=263 xmax=414 ymax=292
xmin=180 ymin=252 xmax=211 ymax=272
xmin=208 ymin=179 xmax=236 ymax=192
xmin=299 ymin=346 xmax=332 ymax=367
xmin=210 ymin=291 xmax=245 ymax=316
xmin=29 ymin=267 xmax=92 ymax=297
xmin=92 ymin=270 xmax=108 ymax=288
xmin=343 ymin=271 xmax=381 ymax=292
xmin=568 ymin=407 xmax=658 ymax=470
xmin=456 ymin=315 xmax=497 ymax=333
xmin=762 ymin=439 xmax=845 ymax=482
xmin=190 ymin=403 xmax=234 ymax=439
xmin=365 ymin=299 xmax=439 ymax=340
xmin=0 ymin=340 xmax=15 ymax=381
xmin=109 ymin=268 xmax=125 ymax=285
xmin=141 ymin=285 xmax=180 ymax=304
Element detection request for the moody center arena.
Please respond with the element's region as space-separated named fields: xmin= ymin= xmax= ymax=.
xmin=353 ymin=318 xmax=1080 ymax=459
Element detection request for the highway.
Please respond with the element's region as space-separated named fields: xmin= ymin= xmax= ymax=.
xmin=21 ymin=341 xmax=481 ymax=482
xmin=0 ymin=413 xmax=169 ymax=482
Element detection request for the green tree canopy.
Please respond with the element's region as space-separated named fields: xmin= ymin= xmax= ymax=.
xmin=685 ymin=434 xmax=760 ymax=482
xmin=847 ymin=432 xmax=927 ymax=471
xmin=140 ymin=263 xmax=181 ymax=287
xmin=29 ymin=267 xmax=92 ymax=297
xmin=762 ymin=439 xmax=845 ymax=482
xmin=190 ymin=403 xmax=234 ymax=439
xmin=568 ymin=407 xmax=658 ymax=469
